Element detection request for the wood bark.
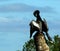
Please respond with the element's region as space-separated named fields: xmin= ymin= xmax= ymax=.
xmin=34 ymin=32 xmax=49 ymax=51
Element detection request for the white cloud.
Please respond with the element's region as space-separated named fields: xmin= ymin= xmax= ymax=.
xmin=0 ymin=3 xmax=56 ymax=13
xmin=0 ymin=17 xmax=9 ymax=22
xmin=0 ymin=17 xmax=22 ymax=23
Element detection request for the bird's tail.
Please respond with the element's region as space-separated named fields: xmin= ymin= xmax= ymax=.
xmin=46 ymin=32 xmax=52 ymax=41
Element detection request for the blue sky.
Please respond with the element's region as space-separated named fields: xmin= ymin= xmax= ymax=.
xmin=0 ymin=0 xmax=60 ymax=51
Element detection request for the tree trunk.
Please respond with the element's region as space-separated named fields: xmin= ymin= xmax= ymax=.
xmin=34 ymin=32 xmax=49 ymax=51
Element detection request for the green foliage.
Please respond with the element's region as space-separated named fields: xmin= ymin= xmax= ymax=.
xmin=16 ymin=50 xmax=20 ymax=51
xmin=22 ymin=35 xmax=60 ymax=51
xmin=22 ymin=39 xmax=36 ymax=51
xmin=51 ymin=35 xmax=60 ymax=51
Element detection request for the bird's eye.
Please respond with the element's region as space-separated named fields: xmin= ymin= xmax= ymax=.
xmin=36 ymin=14 xmax=37 ymax=16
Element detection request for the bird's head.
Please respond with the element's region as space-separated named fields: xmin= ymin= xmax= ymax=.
xmin=33 ymin=10 xmax=40 ymax=18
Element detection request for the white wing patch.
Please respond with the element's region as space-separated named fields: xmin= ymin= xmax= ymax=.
xmin=32 ymin=21 xmax=40 ymax=28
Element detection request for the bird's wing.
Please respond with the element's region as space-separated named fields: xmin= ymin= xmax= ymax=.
xmin=30 ymin=25 xmax=35 ymax=38
xmin=43 ymin=18 xmax=48 ymax=30
xmin=29 ymin=20 xmax=35 ymax=38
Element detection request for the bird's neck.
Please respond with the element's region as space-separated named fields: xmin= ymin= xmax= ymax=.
xmin=36 ymin=16 xmax=42 ymax=21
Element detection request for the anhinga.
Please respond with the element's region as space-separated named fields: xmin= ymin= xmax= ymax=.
xmin=29 ymin=10 xmax=52 ymax=41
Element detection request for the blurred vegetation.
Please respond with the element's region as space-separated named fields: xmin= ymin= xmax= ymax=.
xmin=22 ymin=35 xmax=60 ymax=51
xmin=16 ymin=50 xmax=20 ymax=51
xmin=22 ymin=39 xmax=36 ymax=51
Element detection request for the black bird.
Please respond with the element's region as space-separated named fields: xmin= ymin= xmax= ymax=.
xmin=29 ymin=10 xmax=52 ymax=41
